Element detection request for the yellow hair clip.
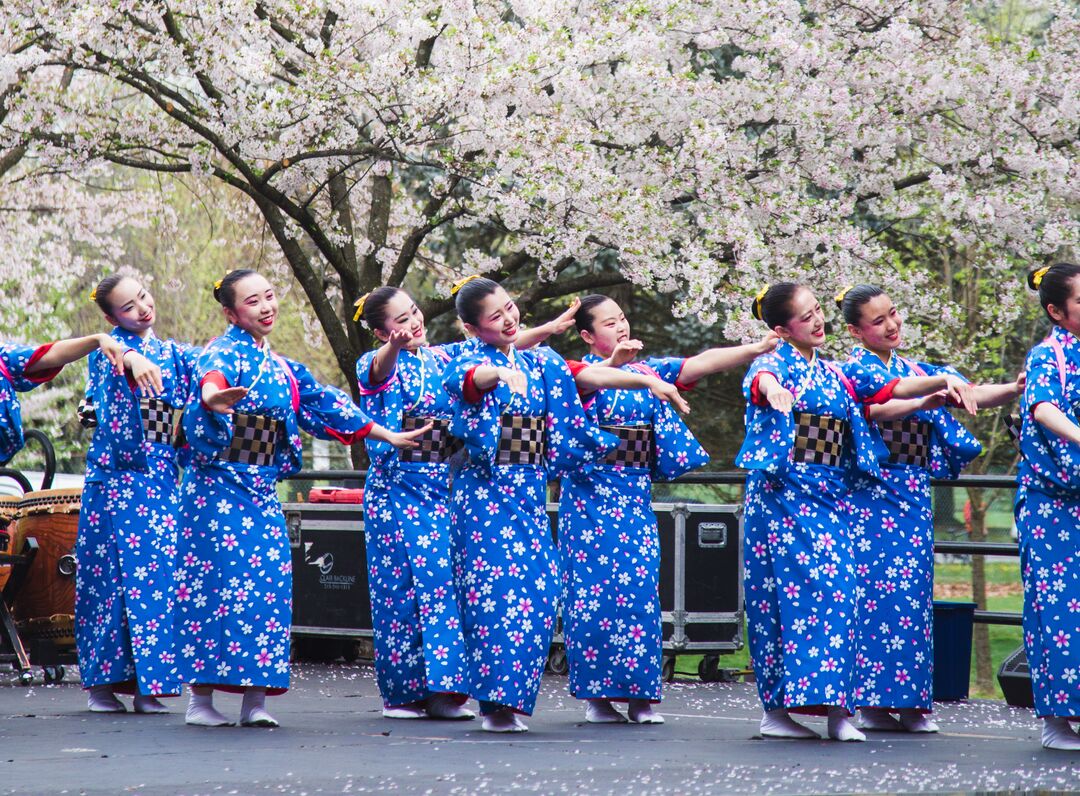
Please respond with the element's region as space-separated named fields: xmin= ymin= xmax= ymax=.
xmin=753 ymin=285 xmax=769 ymax=320
xmin=450 ymin=274 xmax=482 ymax=296
xmin=835 ymin=285 xmax=854 ymax=305
xmin=1032 ymin=266 xmax=1051 ymax=289
xmin=89 ymin=287 xmax=98 ymax=302
xmin=352 ymin=292 xmax=371 ymax=323
xmin=213 ymin=277 xmax=224 ymax=290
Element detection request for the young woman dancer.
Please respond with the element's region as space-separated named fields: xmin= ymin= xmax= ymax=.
xmin=558 ymin=294 xmax=778 ymax=725
xmin=0 ymin=332 xmax=129 ymax=464
xmin=174 ymin=269 xmax=429 ymax=728
xmin=354 ymin=287 xmax=586 ymax=721
xmin=1014 ymin=263 xmax=1080 ymax=750
xmin=738 ymin=282 xmax=892 ymax=742
xmin=442 ymin=276 xmax=616 ymax=733
xmin=837 ymin=284 xmax=1021 ymax=733
xmin=76 ymin=275 xmax=201 ymax=714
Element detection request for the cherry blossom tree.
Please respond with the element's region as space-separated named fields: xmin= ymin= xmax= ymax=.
xmin=1 ymin=0 xmax=1079 ymax=394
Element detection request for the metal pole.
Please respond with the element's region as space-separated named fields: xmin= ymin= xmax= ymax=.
xmin=670 ymin=503 xmax=689 ymax=651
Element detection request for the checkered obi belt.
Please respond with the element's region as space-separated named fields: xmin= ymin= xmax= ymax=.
xmin=219 ymin=413 xmax=282 ymax=468
xmin=600 ymin=424 xmax=653 ymax=469
xmin=78 ymin=397 xmax=177 ymax=445
xmin=792 ymin=412 xmax=847 ymax=467
xmin=496 ymin=414 xmax=546 ymax=466
xmin=398 ymin=415 xmax=463 ymax=464
xmin=878 ymin=417 xmax=932 ymax=469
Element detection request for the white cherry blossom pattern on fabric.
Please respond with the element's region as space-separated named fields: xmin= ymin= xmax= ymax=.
xmin=736 ymin=340 xmax=884 ymax=715
xmin=558 ymin=354 xmax=707 ymax=703
xmin=443 ymin=343 xmax=614 ymax=715
xmin=355 ymin=342 xmax=473 ymax=708
xmin=840 ymin=347 xmax=981 ymax=712
xmin=76 ymin=326 xmax=197 ymax=695
xmin=1015 ymin=325 xmax=1080 ymax=719
xmin=175 ymin=324 xmax=373 ymax=693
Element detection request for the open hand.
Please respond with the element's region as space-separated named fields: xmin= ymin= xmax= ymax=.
xmin=648 ymin=378 xmax=690 ymax=415
xmin=944 ymin=375 xmax=978 ymax=415
xmin=609 ymin=339 xmax=644 ymax=368
xmin=387 ymin=329 xmax=413 ymax=351
xmin=203 ymin=385 xmax=249 ymax=415
xmin=386 ymin=422 xmax=434 ymax=450
xmin=98 ymin=335 xmax=128 ymax=373
xmin=498 ymin=366 xmax=528 ymax=396
xmin=126 ymin=352 xmax=164 ymax=397
xmin=546 ymin=297 xmax=581 ymax=335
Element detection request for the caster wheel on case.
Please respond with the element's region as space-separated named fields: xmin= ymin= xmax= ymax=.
xmin=546 ymin=646 xmax=568 ymax=675
xmin=661 ymin=655 xmax=676 ymax=682
xmin=18 ymin=670 xmax=34 ymax=686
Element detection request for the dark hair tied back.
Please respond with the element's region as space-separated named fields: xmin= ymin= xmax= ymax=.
xmin=575 ymin=294 xmax=613 ymax=333
xmin=837 ymin=284 xmax=885 ymax=326
xmin=213 ymin=268 xmax=258 ymax=309
xmin=1029 ymin=262 xmax=1080 ymax=321
xmin=453 ymin=276 xmax=501 ymax=326
xmin=357 ymin=286 xmax=402 ymax=331
xmin=92 ymin=274 xmax=127 ymax=315
xmin=750 ymin=282 xmax=804 ymax=329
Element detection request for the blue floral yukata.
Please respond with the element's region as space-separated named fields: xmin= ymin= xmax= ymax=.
xmin=75 ymin=328 xmax=198 ymax=696
xmin=355 ymin=341 xmax=474 ymax=708
xmin=175 ymin=325 xmax=373 ymax=693
xmin=558 ymin=355 xmax=707 ymax=702
xmin=443 ymin=344 xmax=614 ymax=715
xmin=737 ymin=340 xmax=885 ymax=715
xmin=1014 ymin=324 xmax=1080 ymax=719
xmin=840 ymin=346 xmax=981 ymax=711
xmin=0 ymin=341 xmax=63 ymax=464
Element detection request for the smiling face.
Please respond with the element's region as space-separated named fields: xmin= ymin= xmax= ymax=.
xmin=848 ymin=293 xmax=903 ymax=354
xmin=776 ymin=287 xmax=826 ymax=351
xmin=223 ymin=273 xmax=279 ymax=341
xmin=580 ymin=298 xmax=629 ymax=357
xmin=373 ymin=290 xmax=427 ymax=349
xmin=1047 ymin=274 xmax=1080 ymax=336
xmin=463 ymin=286 xmax=520 ymax=348
xmin=103 ymin=277 xmax=155 ymax=335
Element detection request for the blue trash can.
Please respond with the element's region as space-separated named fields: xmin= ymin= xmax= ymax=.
xmin=933 ymin=600 xmax=976 ymax=701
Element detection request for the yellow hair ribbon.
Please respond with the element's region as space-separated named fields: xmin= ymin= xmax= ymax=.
xmin=1032 ymin=266 xmax=1051 ymax=289
xmin=352 ymin=292 xmax=371 ymax=323
xmin=213 ymin=277 xmax=224 ymax=290
xmin=835 ymin=284 xmax=854 ymax=305
xmin=450 ymin=274 xmax=481 ymax=296
xmin=89 ymin=287 xmax=98 ymax=302
xmin=753 ymin=285 xmax=769 ymax=320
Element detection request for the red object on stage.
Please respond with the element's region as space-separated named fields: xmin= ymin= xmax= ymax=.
xmin=308 ymin=487 xmax=364 ymax=504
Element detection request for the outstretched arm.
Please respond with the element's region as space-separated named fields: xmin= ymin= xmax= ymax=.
xmin=678 ymin=332 xmax=780 ymax=384
xmin=972 ymin=377 xmax=1024 ymax=409
xmin=367 ymin=329 xmax=413 ymax=386
xmin=1033 ymin=402 xmax=1080 ymax=445
xmin=573 ymin=366 xmax=690 ymax=414
xmin=516 ymin=298 xmax=581 ymax=350
xmin=26 ymin=334 xmax=127 ymax=375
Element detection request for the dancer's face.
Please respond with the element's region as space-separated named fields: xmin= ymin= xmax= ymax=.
xmin=104 ymin=277 xmax=156 ymax=335
xmin=225 ymin=274 xmax=279 ymax=341
xmin=464 ymin=287 xmax=520 ymax=348
xmin=776 ymin=287 xmax=826 ymax=351
xmin=1048 ymin=276 xmax=1080 ymax=337
xmin=580 ymin=299 xmax=630 ymax=357
xmin=848 ymin=293 xmax=903 ymax=353
xmin=374 ymin=290 xmax=427 ymax=349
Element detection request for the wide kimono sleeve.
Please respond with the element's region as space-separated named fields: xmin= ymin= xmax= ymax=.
xmin=734 ymin=351 xmax=794 ymax=472
xmin=831 ymin=364 xmax=886 ymax=481
xmin=354 ymin=349 xmax=400 ymax=470
xmin=642 ymin=356 xmax=695 ymax=390
xmin=84 ymin=347 xmax=147 ymax=470
xmin=182 ymin=338 xmax=244 ymax=460
xmin=533 ymin=347 xmax=617 ymax=478
xmin=443 ymin=349 xmax=512 ymax=470
xmin=650 ymin=395 xmax=710 ymax=480
xmin=907 ymin=360 xmax=982 ymax=478
xmin=285 ymin=357 xmax=373 ymax=444
xmin=839 ymin=355 xmax=898 ymax=404
xmin=0 ymin=343 xmax=65 ymax=465
xmin=1019 ymin=343 xmax=1080 ymax=491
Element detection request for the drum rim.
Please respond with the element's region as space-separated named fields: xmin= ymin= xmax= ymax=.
xmin=17 ymin=488 xmax=83 ymax=513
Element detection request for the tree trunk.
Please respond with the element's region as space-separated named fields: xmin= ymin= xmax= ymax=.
xmin=966 ymin=485 xmax=994 ymax=693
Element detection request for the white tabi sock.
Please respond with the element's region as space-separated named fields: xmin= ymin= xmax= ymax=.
xmin=898 ymin=708 xmax=938 ymax=733
xmin=858 ymin=707 xmax=902 ymax=732
xmin=585 ymin=699 xmax=628 ymax=724
xmin=185 ymin=688 xmax=233 ymax=727
xmin=426 ymin=693 xmax=475 ymax=720
xmin=87 ymin=685 xmax=126 ymax=713
xmin=627 ymin=699 xmax=665 ymax=725
xmin=383 ymin=701 xmax=427 ymax=719
xmin=133 ymin=694 xmax=170 ymax=714
xmin=827 ymin=707 xmax=866 ymax=742
xmin=1042 ymin=717 xmax=1080 ymax=750
xmin=481 ymin=708 xmax=528 ymax=733
xmin=759 ymin=708 xmax=819 ymax=739
xmin=240 ymin=687 xmax=278 ymax=728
